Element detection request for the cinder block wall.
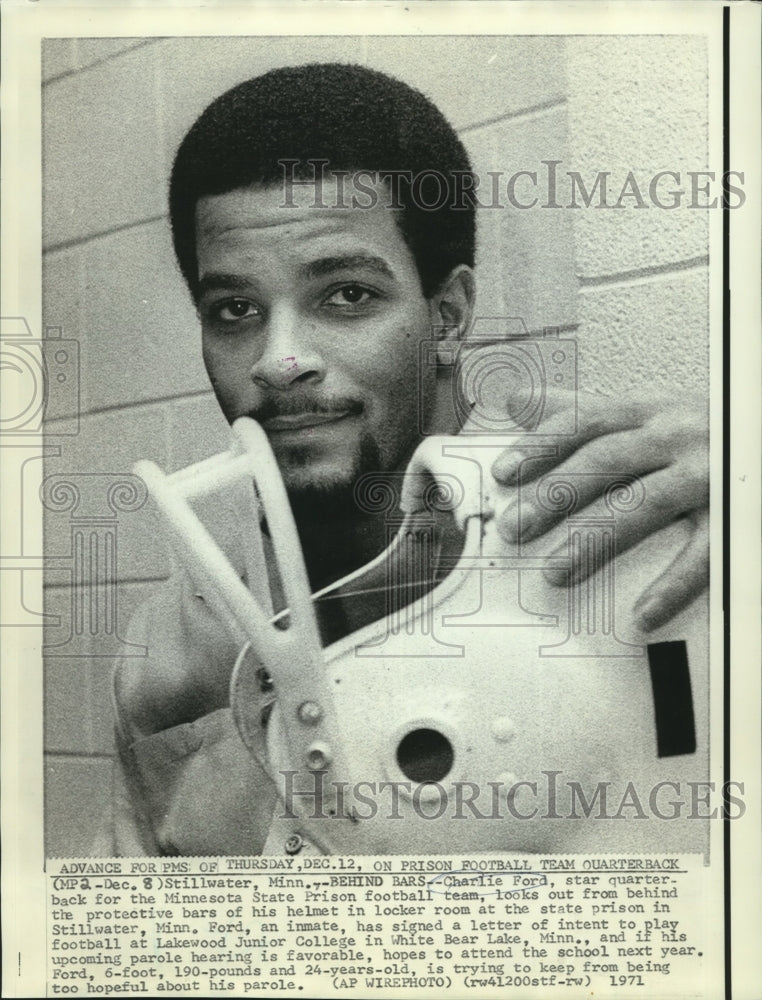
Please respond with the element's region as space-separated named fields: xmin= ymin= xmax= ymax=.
xmin=42 ymin=35 xmax=707 ymax=856
xmin=566 ymin=37 xmax=708 ymax=394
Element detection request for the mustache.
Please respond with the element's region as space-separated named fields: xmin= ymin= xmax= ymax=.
xmin=248 ymin=396 xmax=364 ymax=422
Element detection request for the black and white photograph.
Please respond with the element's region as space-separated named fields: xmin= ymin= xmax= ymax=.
xmin=42 ymin=27 xmax=718 ymax=856
xmin=2 ymin=2 xmax=760 ymax=997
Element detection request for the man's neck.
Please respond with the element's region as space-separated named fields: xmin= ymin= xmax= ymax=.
xmin=295 ymin=505 xmax=393 ymax=592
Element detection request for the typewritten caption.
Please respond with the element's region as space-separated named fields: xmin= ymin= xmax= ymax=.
xmin=46 ymin=855 xmax=706 ymax=997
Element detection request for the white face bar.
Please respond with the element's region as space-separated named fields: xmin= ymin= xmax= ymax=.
xmin=133 ymin=417 xmax=355 ymax=815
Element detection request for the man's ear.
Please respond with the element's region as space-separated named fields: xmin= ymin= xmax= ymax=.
xmin=428 ymin=265 xmax=476 ymax=362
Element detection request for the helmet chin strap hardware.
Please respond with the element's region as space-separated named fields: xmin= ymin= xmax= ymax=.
xmin=134 ymin=417 xmax=354 ymax=837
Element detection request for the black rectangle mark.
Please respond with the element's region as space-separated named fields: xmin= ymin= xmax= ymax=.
xmin=647 ymin=640 xmax=696 ymax=757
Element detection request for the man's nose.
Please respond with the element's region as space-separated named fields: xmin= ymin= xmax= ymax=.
xmin=249 ymin=306 xmax=325 ymax=391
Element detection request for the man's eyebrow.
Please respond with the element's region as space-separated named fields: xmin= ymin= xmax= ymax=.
xmin=195 ymin=256 xmax=396 ymax=297
xmin=196 ymin=273 xmax=253 ymax=297
xmin=303 ymin=255 xmax=395 ymax=281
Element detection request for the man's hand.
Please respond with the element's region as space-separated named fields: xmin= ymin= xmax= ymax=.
xmin=488 ymin=389 xmax=709 ymax=633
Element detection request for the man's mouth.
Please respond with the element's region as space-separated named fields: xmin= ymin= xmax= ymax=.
xmin=259 ymin=410 xmax=354 ymax=432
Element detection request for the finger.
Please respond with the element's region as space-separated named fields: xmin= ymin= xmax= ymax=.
xmin=492 ymin=392 xmax=649 ymax=485
xmin=478 ymin=385 xmax=580 ymax=465
xmin=497 ymin=429 xmax=669 ymax=543
xmin=632 ymin=511 xmax=709 ymax=632
xmin=542 ymin=467 xmax=707 ymax=586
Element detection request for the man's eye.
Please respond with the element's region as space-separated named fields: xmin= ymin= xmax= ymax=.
xmin=323 ymin=284 xmax=377 ymax=308
xmin=211 ymin=298 xmax=260 ymax=322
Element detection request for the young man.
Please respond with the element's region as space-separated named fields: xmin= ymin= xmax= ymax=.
xmin=105 ymin=63 xmax=708 ymax=856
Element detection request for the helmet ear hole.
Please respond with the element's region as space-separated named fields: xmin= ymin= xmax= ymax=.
xmin=396 ymin=727 xmax=454 ymax=783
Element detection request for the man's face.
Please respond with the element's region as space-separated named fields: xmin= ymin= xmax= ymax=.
xmin=195 ymin=181 xmax=437 ymax=501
